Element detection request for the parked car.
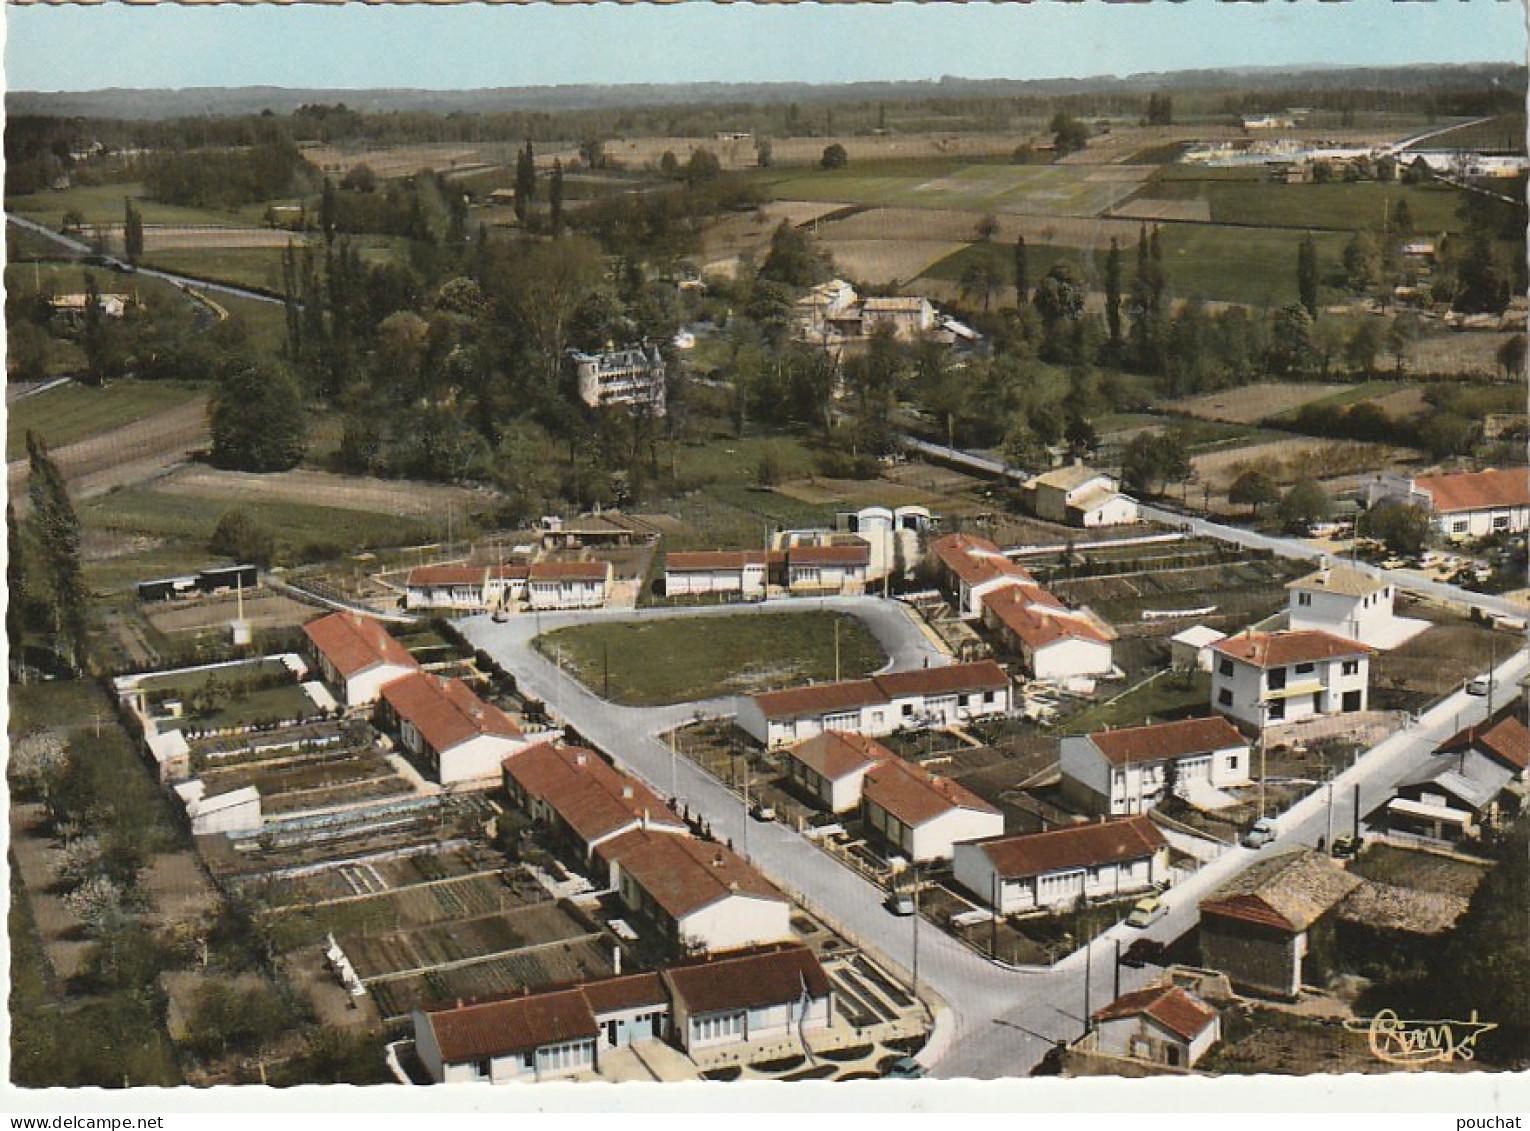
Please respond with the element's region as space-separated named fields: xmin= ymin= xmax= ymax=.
xmin=1331 ymin=834 xmax=1364 ymax=859
xmin=1241 ymin=816 xmax=1278 ymax=849
xmin=1126 ymin=896 xmax=1168 ymax=928
xmin=884 ymin=1056 xmax=927 ymax=1079
xmin=749 ymin=800 xmax=776 ymax=822
xmin=885 ymin=892 xmax=915 ymax=917
xmin=1121 ymin=938 xmax=1167 ymax=968
xmin=1466 ymin=677 xmax=1491 ymax=697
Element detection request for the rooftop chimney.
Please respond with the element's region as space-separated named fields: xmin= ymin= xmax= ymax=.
xmin=574 ymin=752 xmax=587 ymax=767
xmin=622 ymin=785 xmax=634 ymax=800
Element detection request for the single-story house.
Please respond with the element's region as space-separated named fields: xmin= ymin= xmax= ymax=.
xmin=953 ymin=815 xmax=1168 ymax=914
xmin=1365 ymin=468 xmax=1530 ymax=541
xmin=526 ymin=560 xmax=613 ymax=610
xmin=377 ymin=671 xmax=526 ymax=786
xmin=1435 ymin=712 xmax=1530 ymax=781
xmin=302 ymin=611 xmax=419 ymax=706
xmin=663 ymin=550 xmax=769 ymax=600
xmin=1199 ymin=849 xmax=1361 ymax=999
xmin=1210 ymin=629 xmax=1373 ymax=731
xmin=786 ymin=540 xmax=871 ymax=596
xmin=861 ymin=756 xmax=1004 ymax=863
xmin=1169 ymin=625 xmax=1227 ymax=672
xmin=860 ymin=295 xmax=935 ymax=339
xmin=597 ymin=829 xmax=793 ymax=955
xmin=1025 ymin=464 xmax=1139 ymax=528
xmin=662 ymin=943 xmax=834 ymax=1053
xmin=1060 ymin=716 xmax=1250 ymax=816
xmin=928 ymin=532 xmax=1033 ymax=617
xmin=501 ymin=741 xmax=687 ymax=860
xmin=404 ymin=565 xmax=493 ymax=612
xmin=780 ymin=730 xmax=891 ymax=813
xmin=736 ymin=661 xmax=1012 ymax=747
xmin=981 ymin=585 xmax=1115 ymax=681
xmin=1092 ymin=984 xmax=1221 ymax=1069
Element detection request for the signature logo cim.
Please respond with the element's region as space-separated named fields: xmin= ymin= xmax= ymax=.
xmin=1343 ymin=1009 xmax=1498 ymax=1065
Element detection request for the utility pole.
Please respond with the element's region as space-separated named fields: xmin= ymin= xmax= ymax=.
xmin=1353 ymin=782 xmax=1361 ymax=841
xmin=1113 ymin=938 xmax=1121 ymax=1001
xmin=991 ymin=873 xmax=999 ymax=959
xmin=603 ymin=641 xmax=610 ymax=700
xmin=1325 ymin=776 xmax=1335 ymax=849
xmin=911 ymin=861 xmax=922 ymax=1005
xmin=1258 ymin=699 xmax=1269 ymax=820
xmin=1083 ymin=934 xmax=1094 ymax=1037
xmin=834 ymin=617 xmax=841 ymax=682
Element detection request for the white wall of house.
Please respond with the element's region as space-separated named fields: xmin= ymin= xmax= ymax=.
xmin=1211 ymin=655 xmax=1369 ymax=729
xmin=786 ymin=760 xmax=874 ymax=813
xmin=438 ymin=734 xmax=527 ymax=786
xmin=666 ymin=565 xmax=767 ymax=598
xmin=405 ymin=584 xmax=487 ymax=611
xmin=1435 ymin=505 xmax=1529 ymax=541
xmin=963 ymin=573 xmax=1022 ymax=618
xmin=344 ymin=662 xmax=417 ymax=707
xmin=1079 ymin=495 xmax=1140 ymax=528
xmin=1029 ymin=636 xmax=1115 ymax=681
xmin=742 ymin=686 xmax=1008 ymax=748
xmin=953 ymin=844 xmax=1168 ymax=913
xmin=677 ymin=894 xmax=793 ymax=953
xmin=528 ymin=579 xmax=609 ymax=610
xmin=1095 ymin=1013 xmax=1219 ymax=1067
xmin=1061 ymin=737 xmax=1251 ymax=815
xmin=865 ymin=799 xmax=1002 ymax=863
xmin=1288 ymin=585 xmax=1394 ymax=646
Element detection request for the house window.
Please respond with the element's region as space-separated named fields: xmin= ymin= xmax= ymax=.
xmin=476 ymin=1059 xmax=492 ymax=1078
xmin=1342 ymin=660 xmax=1360 ymax=676
xmin=1297 ymin=593 xmax=1312 ymax=607
xmin=1227 ymin=754 xmax=1240 ymax=772
xmin=1267 ymin=668 xmax=1287 ymax=691
xmin=1217 ymin=688 xmax=1233 ymax=707
xmin=902 ymin=703 xmax=914 ymax=717
xmin=522 ymin=1052 xmax=534 ymax=1069
xmin=1268 ymin=699 xmax=1286 ymax=721
xmin=1218 ymin=658 xmax=1234 ymax=677
xmin=1295 ymin=662 xmax=1315 ymax=675
xmin=1453 ymin=520 xmax=1469 ymax=534
xmin=1494 ymin=515 xmax=1510 ymax=531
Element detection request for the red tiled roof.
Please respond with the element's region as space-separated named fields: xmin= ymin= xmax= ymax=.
xmin=406 ymin=565 xmax=487 ymax=588
xmin=663 ymin=944 xmax=831 ymax=1015
xmin=491 ymin=564 xmax=531 ymax=580
xmin=784 ymin=730 xmax=891 ymax=782
xmin=983 ymin=587 xmax=1112 ymax=649
xmin=789 ymin=542 xmax=871 ymax=567
xmin=575 ymin=972 xmax=668 ymax=1016
xmin=930 ymin=532 xmax=1031 ymax=588
xmin=665 ymin=550 xmax=768 ymax=572
xmin=529 ymin=560 xmax=611 ymax=582
xmin=1440 ymin=713 xmax=1530 ymax=772
xmin=863 ymin=756 xmax=1000 ymax=826
xmin=303 ymin=611 xmax=419 ymax=679
xmin=1198 ymin=892 xmax=1295 ymax=932
xmin=1200 ymin=849 xmax=1360 ymax=933
xmin=1415 ymin=468 xmax=1530 ymax=514
xmin=426 ymin=986 xmax=597 ymax=1063
xmin=1088 ymin=716 xmax=1247 ymax=767
xmin=381 ymin=672 xmax=521 ymax=755
xmin=974 ymin=815 xmax=1166 ymax=879
xmin=596 ymin=828 xmax=786 ymax=919
xmin=1092 ymin=984 xmax=1218 ymax=1042
xmin=502 ymin=742 xmax=683 ymax=847
xmin=1210 ymin=629 xmax=1372 ymax=668
xmin=873 ymin=660 xmax=1010 ymax=698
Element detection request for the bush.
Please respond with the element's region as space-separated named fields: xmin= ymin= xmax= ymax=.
xmin=209 ymin=509 xmax=276 ymax=567
xmin=820 ymin=144 xmax=849 ymax=170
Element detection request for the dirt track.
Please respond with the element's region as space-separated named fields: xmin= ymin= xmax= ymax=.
xmin=7 ymin=397 xmax=209 ymax=508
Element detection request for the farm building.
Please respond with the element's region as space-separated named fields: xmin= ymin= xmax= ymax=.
xmin=792 ymin=277 xmax=860 ymax=342
xmin=736 ymin=661 xmax=1012 ymax=747
xmin=779 ymin=730 xmax=891 ymax=814
xmin=860 ymin=296 xmax=936 ymax=339
xmin=1024 ymin=464 xmax=1139 ymax=528
xmin=952 ymin=815 xmax=1168 ymax=914
xmin=50 ymin=291 xmax=129 ymax=323
xmin=1387 ymin=745 xmax=1518 ymax=845
xmin=663 ymin=550 xmax=770 ymax=600
xmin=860 ymin=756 xmax=1003 ymax=863
xmin=1090 ymin=985 xmax=1221 ymax=1069
xmin=1434 ymin=712 xmax=1530 ymax=780
xmin=596 ymin=829 xmax=793 ymax=955
xmin=302 ymin=611 xmax=419 ymax=707
xmin=568 ymin=343 xmax=667 ymax=416
xmin=411 ymin=943 xmax=831 ymax=1083
xmin=1169 ymin=625 xmax=1227 ymax=672
xmin=1365 ymin=468 xmax=1530 ymax=541
xmin=137 ymin=563 xmax=259 ymax=603
xmin=539 ymin=512 xmax=660 ymax=550
xmin=980 ymin=585 xmax=1115 ymax=681
xmin=1210 ymin=629 xmax=1372 ymax=732
xmin=377 ymin=672 xmax=527 ymax=786
xmin=928 ymin=531 xmax=1033 ymax=617
xmin=1060 ymin=716 xmax=1250 ymax=816
xmin=526 ymin=560 xmax=613 ymax=610
xmin=173 ymin=780 xmax=262 ymax=836
xmin=501 ymin=741 xmax=687 ymax=861
xmin=1199 ymin=849 xmax=1360 ymax=1000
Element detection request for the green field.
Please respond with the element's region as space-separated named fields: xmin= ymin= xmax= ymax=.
xmin=535 ymin=611 xmax=887 ymax=706
xmin=7 ymin=379 xmax=203 ymax=457
xmin=1131 ymin=178 xmax=1466 ymax=234
xmin=7 ymin=182 xmax=253 ymax=229
xmin=754 ymin=161 xmax=1143 ymax=217
xmin=1059 ymin=669 xmax=1212 ymax=735
xmin=141 ymin=248 xmax=288 ymax=294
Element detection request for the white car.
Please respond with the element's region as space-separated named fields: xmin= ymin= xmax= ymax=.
xmin=1466 ymin=677 xmax=1491 ymax=697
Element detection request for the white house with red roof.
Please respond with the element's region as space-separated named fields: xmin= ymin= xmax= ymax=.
xmin=1025 ymin=464 xmax=1139 ymax=528
xmin=404 ymin=564 xmax=529 ymax=612
xmin=1366 ymin=467 xmax=1530 ymax=541
xmin=1284 ymin=564 xmax=1426 ymax=650
xmin=929 ymin=531 xmax=1033 ymax=617
xmin=785 ymin=539 xmax=871 ymax=595
xmin=981 ymin=584 xmax=1115 ymax=680
xmin=1091 ymin=984 xmax=1221 ymax=1068
xmin=526 ymin=560 xmax=613 ymax=610
xmin=861 ymin=756 xmax=1003 ymax=862
xmin=377 ymin=671 xmax=530 ymax=785
xmin=1060 ymin=716 xmax=1251 ymax=815
xmin=735 ymin=661 xmax=1012 ymax=747
xmin=953 ymin=815 xmax=1168 ymax=913
xmin=1210 ymin=629 xmax=1373 ymax=732
xmin=301 ymin=611 xmax=419 ymax=706
xmin=662 ymin=550 xmax=770 ymax=599
xmin=780 ymin=730 xmax=890 ymax=813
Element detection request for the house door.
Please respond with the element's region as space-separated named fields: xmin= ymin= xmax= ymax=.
xmin=1342 ymin=690 xmax=1361 ymax=712
xmin=651 ymin=1012 xmax=664 ymax=1038
xmin=1180 ymin=756 xmax=1211 ymax=784
xmin=606 ymin=1020 xmax=618 ymax=1047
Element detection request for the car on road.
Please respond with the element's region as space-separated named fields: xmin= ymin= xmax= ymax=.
xmin=883 ymin=1056 xmax=927 ymax=1079
xmin=1331 ymin=834 xmax=1364 ymax=859
xmin=1241 ymin=816 xmax=1278 ymax=849
xmin=1121 ymin=938 xmax=1167 ymax=968
xmin=885 ymin=892 xmax=915 ymax=917
xmin=749 ymin=800 xmax=776 ymax=822
xmin=1126 ymin=896 xmax=1168 ymax=928
xmin=1466 ymin=677 xmax=1491 ymax=697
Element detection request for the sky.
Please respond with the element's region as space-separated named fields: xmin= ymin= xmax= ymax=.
xmin=5 ymin=0 xmax=1526 ymax=93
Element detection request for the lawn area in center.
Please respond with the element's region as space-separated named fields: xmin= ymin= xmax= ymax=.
xmin=534 ymin=611 xmax=888 ymax=706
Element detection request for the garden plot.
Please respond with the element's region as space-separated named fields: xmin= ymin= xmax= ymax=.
xmin=344 ymin=901 xmax=601 ymax=983
xmin=1052 ymin=559 xmax=1304 ymax=633
xmin=144 ymin=591 xmax=315 ymax=637
xmin=367 ymin=938 xmax=616 ymax=1021
xmin=201 ymin=747 xmax=415 ymax=815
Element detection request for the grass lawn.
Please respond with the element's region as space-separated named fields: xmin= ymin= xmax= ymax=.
xmin=133 ymin=657 xmax=292 ymax=695
xmin=7 ymin=379 xmax=203 ymax=457
xmin=1135 ymin=178 xmax=1467 ymax=234
xmin=535 ymin=611 xmax=887 ymax=706
xmin=142 ymin=247 xmax=287 ymax=294
xmin=1059 ymin=669 xmax=1212 ymax=735
xmin=7 ymin=182 xmax=253 ymax=229
xmin=8 ymin=679 xmax=113 ymax=734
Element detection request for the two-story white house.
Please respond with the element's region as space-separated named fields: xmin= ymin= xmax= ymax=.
xmin=952 ymin=815 xmax=1169 ymax=914
xmin=981 ymin=584 xmax=1115 ymax=681
xmin=1285 ymin=565 xmax=1403 ymax=648
xmin=302 ymin=611 xmax=419 ymax=707
xmin=1025 ymin=464 xmax=1139 ymax=528
xmin=1059 ymin=715 xmax=1251 ymax=815
xmin=929 ymin=532 xmax=1032 ymax=617
xmin=1210 ymin=630 xmax=1374 ymax=731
